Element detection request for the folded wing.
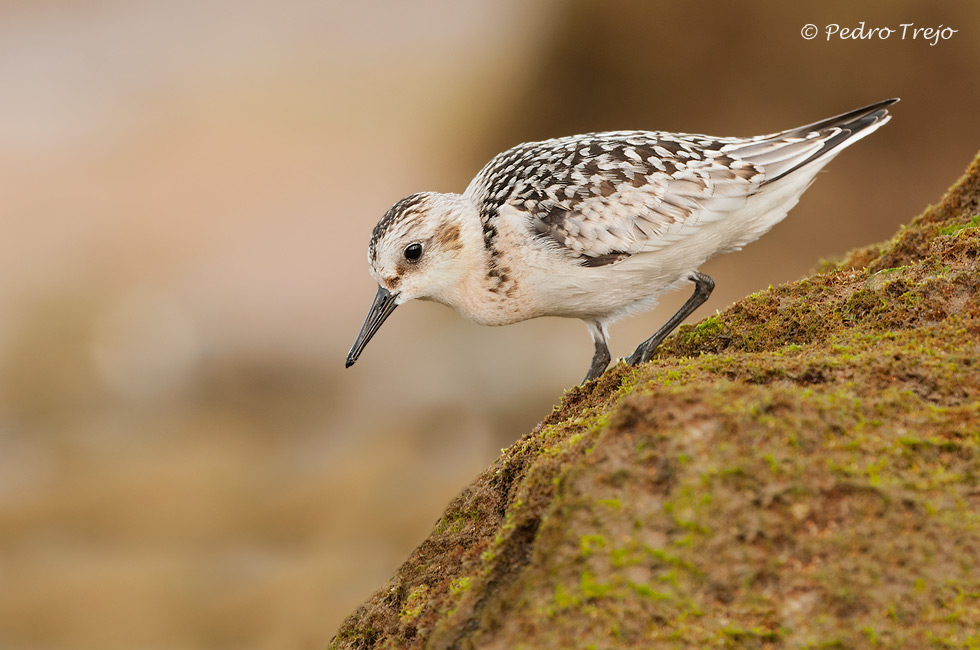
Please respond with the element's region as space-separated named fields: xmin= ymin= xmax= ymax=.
xmin=465 ymin=99 xmax=896 ymax=266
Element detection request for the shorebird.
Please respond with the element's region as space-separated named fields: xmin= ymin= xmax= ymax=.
xmin=346 ymin=99 xmax=896 ymax=383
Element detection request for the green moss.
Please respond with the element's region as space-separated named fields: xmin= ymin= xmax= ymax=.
xmin=938 ymin=213 xmax=980 ymax=235
xmin=398 ymin=585 xmax=429 ymax=623
xmin=688 ymin=314 xmax=724 ymax=343
xmin=580 ymin=571 xmax=613 ymax=599
xmin=721 ymin=625 xmax=783 ymax=642
xmin=449 ymin=576 xmax=472 ymax=597
xmin=579 ymin=534 xmax=606 ymax=558
xmin=553 ymin=582 xmax=578 ymax=609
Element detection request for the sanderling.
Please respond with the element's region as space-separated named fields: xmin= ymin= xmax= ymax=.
xmin=346 ymin=99 xmax=897 ymax=383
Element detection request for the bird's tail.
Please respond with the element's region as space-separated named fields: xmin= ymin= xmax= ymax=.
xmin=730 ymin=98 xmax=898 ymax=186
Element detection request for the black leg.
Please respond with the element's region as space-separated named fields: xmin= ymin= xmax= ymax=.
xmin=583 ymin=320 xmax=611 ymax=383
xmin=626 ymin=271 xmax=715 ymax=366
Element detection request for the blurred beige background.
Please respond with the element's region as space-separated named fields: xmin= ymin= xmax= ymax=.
xmin=1 ymin=1 xmax=978 ymax=648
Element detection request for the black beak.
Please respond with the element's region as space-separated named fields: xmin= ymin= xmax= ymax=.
xmin=346 ymin=286 xmax=399 ymax=368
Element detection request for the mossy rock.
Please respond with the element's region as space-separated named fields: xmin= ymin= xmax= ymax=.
xmin=329 ymin=152 xmax=980 ymax=650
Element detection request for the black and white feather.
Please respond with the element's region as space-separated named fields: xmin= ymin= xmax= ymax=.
xmin=464 ymin=99 xmax=894 ymax=267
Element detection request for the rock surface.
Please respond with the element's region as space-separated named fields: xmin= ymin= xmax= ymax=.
xmin=330 ymin=153 xmax=980 ymax=649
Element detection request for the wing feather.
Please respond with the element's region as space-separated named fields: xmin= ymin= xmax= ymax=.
xmin=463 ymin=99 xmax=896 ymax=266
xmin=462 ymin=132 xmax=765 ymax=264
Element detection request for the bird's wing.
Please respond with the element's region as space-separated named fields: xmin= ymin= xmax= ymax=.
xmin=464 ymin=99 xmax=895 ymax=266
xmin=465 ymin=131 xmax=764 ymax=266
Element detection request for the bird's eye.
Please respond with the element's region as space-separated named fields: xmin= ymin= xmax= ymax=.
xmin=404 ymin=243 xmax=423 ymax=262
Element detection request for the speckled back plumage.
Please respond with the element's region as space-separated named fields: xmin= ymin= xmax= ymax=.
xmin=463 ymin=100 xmax=893 ymax=268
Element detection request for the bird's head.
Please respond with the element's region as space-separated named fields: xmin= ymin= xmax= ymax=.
xmin=346 ymin=191 xmax=476 ymax=368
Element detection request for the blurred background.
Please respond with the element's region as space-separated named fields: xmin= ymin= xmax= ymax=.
xmin=1 ymin=1 xmax=978 ymax=648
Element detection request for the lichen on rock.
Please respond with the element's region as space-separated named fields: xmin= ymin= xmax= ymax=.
xmin=330 ymin=152 xmax=980 ymax=649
